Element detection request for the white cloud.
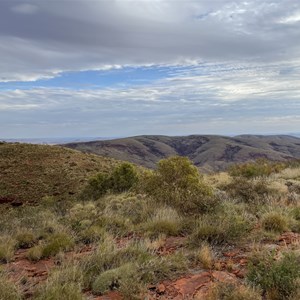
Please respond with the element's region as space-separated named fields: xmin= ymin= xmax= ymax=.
xmin=11 ymin=3 xmax=38 ymax=15
xmin=0 ymin=0 xmax=300 ymax=81
xmin=279 ymin=12 xmax=300 ymax=24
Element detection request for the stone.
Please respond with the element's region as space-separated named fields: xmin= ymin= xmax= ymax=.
xmin=211 ymin=271 xmax=237 ymax=284
xmin=173 ymin=272 xmax=211 ymax=297
xmin=157 ymin=283 xmax=166 ymax=294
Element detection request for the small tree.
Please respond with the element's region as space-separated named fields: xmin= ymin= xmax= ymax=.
xmin=140 ymin=156 xmax=214 ymax=215
xmin=111 ymin=162 xmax=138 ymax=193
xmin=83 ymin=163 xmax=138 ymax=200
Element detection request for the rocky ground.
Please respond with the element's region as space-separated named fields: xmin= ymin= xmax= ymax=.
xmin=4 ymin=232 xmax=299 ymax=299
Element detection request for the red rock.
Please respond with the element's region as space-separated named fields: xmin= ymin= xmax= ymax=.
xmin=239 ymin=259 xmax=248 ymax=266
xmin=173 ymin=272 xmax=211 ymax=297
xmin=223 ymin=250 xmax=240 ymax=258
xmin=211 ymin=271 xmax=237 ymax=283
xmin=157 ymin=283 xmax=166 ymax=294
xmin=194 ymin=282 xmax=214 ymax=300
xmin=278 ymin=232 xmax=300 ymax=244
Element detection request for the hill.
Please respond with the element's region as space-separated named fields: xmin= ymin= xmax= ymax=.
xmin=0 ymin=142 xmax=118 ymax=205
xmin=64 ymin=134 xmax=300 ymax=171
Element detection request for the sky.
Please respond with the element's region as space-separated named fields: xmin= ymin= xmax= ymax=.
xmin=0 ymin=0 xmax=300 ymax=139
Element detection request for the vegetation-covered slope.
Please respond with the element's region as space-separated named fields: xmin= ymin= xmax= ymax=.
xmin=0 ymin=142 xmax=118 ymax=204
xmin=64 ymin=134 xmax=300 ymax=171
xmin=0 ymin=156 xmax=299 ymax=299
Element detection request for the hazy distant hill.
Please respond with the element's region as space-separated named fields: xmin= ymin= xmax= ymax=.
xmin=64 ymin=135 xmax=300 ymax=171
xmin=0 ymin=143 xmax=118 ymax=204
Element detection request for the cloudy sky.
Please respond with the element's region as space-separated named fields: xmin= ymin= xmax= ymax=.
xmin=1 ymin=0 xmax=300 ymax=138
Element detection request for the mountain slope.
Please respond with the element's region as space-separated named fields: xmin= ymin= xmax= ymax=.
xmin=0 ymin=142 xmax=118 ymax=204
xmin=64 ymin=135 xmax=300 ymax=171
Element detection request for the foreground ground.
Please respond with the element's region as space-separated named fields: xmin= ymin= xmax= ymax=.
xmin=0 ymin=145 xmax=300 ymax=299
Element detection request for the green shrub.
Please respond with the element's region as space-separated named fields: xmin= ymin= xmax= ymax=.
xmin=92 ymin=263 xmax=143 ymax=298
xmin=225 ymin=177 xmax=271 ymax=204
xmin=247 ymin=251 xmax=300 ymax=299
xmin=99 ymin=215 xmax=133 ymax=237
xmin=207 ymin=282 xmax=262 ymax=300
xmin=103 ymin=194 xmax=152 ymax=225
xmin=139 ymin=252 xmax=188 ymax=284
xmin=83 ymin=163 xmax=138 ymax=200
xmin=79 ymin=225 xmax=106 ymax=244
xmin=189 ymin=202 xmax=254 ymax=246
xmin=0 ymin=272 xmax=22 ymax=300
xmin=139 ymin=156 xmax=214 ymax=215
xmin=190 ymin=219 xmax=225 ymax=245
xmin=42 ymin=233 xmax=74 ymax=258
xmin=197 ymin=243 xmax=214 ymax=269
xmin=92 ymin=268 xmax=120 ymax=295
xmin=111 ymin=163 xmax=138 ymax=193
xmin=16 ymin=231 xmax=36 ymax=248
xmin=35 ymin=263 xmax=84 ymax=300
xmin=0 ymin=236 xmax=16 ymax=263
xmin=291 ymin=207 xmax=300 ymax=221
xmin=35 ymin=283 xmax=83 ymax=300
xmin=27 ymin=245 xmax=43 ymax=262
xmin=69 ymin=203 xmax=98 ymax=224
xmin=82 ymin=238 xmax=150 ymax=288
xmin=143 ymin=207 xmax=182 ymax=237
xmin=229 ymin=159 xmax=284 ymax=179
xmin=84 ymin=173 xmax=112 ymax=200
xmin=261 ymin=212 xmax=288 ymax=233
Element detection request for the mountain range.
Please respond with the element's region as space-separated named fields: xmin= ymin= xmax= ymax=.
xmin=64 ymin=135 xmax=300 ymax=172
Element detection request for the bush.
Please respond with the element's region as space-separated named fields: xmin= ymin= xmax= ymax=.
xmin=16 ymin=230 xmax=36 ymax=248
xmin=229 ymin=159 xmax=284 ymax=179
xmin=261 ymin=212 xmax=288 ymax=233
xmin=111 ymin=163 xmax=138 ymax=193
xmin=0 ymin=272 xmax=22 ymax=300
xmin=139 ymin=156 xmax=214 ymax=215
xmin=92 ymin=268 xmax=120 ymax=295
xmin=42 ymin=233 xmax=74 ymax=258
xmin=35 ymin=283 xmax=83 ymax=300
xmin=139 ymin=252 xmax=188 ymax=284
xmin=207 ymin=282 xmax=262 ymax=300
xmin=143 ymin=207 xmax=182 ymax=237
xmin=83 ymin=163 xmax=138 ymax=200
xmin=103 ymin=194 xmax=152 ymax=225
xmin=291 ymin=207 xmax=300 ymax=221
xmin=27 ymin=245 xmax=43 ymax=262
xmin=197 ymin=243 xmax=214 ymax=269
xmin=84 ymin=173 xmax=112 ymax=200
xmin=79 ymin=225 xmax=106 ymax=244
xmin=92 ymin=263 xmax=143 ymax=298
xmin=247 ymin=251 xmax=300 ymax=299
xmin=82 ymin=238 xmax=151 ymax=289
xmin=189 ymin=202 xmax=255 ymax=246
xmin=35 ymin=263 xmax=84 ymax=300
xmin=0 ymin=236 xmax=16 ymax=263
xmin=225 ymin=177 xmax=271 ymax=204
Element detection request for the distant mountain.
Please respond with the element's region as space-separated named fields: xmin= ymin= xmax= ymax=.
xmin=63 ymin=135 xmax=300 ymax=172
xmin=0 ymin=137 xmax=116 ymax=145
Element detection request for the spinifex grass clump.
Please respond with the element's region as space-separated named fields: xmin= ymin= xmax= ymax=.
xmin=207 ymin=282 xmax=261 ymax=300
xmin=247 ymin=250 xmax=300 ymax=299
xmin=42 ymin=232 xmax=74 ymax=258
xmin=34 ymin=263 xmax=84 ymax=300
xmin=229 ymin=159 xmax=284 ymax=179
xmin=143 ymin=206 xmax=182 ymax=237
xmin=0 ymin=272 xmax=22 ymax=300
xmin=0 ymin=235 xmax=16 ymax=263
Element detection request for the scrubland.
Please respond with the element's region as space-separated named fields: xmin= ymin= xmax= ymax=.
xmin=0 ymin=151 xmax=300 ymax=299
